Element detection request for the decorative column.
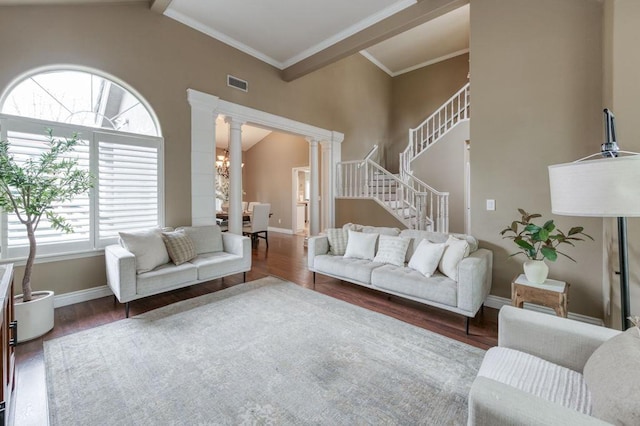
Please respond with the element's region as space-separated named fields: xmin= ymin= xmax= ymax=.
xmin=187 ymin=89 xmax=219 ymax=226
xmin=320 ymin=141 xmax=331 ymax=231
xmin=308 ymin=138 xmax=320 ymax=236
xmin=225 ymin=116 xmax=244 ymax=234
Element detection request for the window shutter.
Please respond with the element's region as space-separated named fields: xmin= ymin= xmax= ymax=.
xmin=97 ymin=134 xmax=161 ymax=242
xmin=5 ymin=129 xmax=91 ymax=253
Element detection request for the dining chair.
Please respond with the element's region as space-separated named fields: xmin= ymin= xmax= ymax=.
xmin=242 ymin=201 xmax=248 ymax=212
xmin=247 ymin=202 xmax=260 ymax=213
xmin=243 ymin=203 xmax=270 ymax=248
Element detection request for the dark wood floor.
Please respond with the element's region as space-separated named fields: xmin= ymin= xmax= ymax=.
xmin=13 ymin=232 xmax=498 ymax=425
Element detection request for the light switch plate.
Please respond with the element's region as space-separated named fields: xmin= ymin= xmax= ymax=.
xmin=486 ymin=199 xmax=496 ymax=211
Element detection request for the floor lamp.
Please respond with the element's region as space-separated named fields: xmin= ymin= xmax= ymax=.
xmin=548 ymin=110 xmax=640 ymax=329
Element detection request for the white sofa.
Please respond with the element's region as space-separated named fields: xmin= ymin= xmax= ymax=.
xmin=106 ymin=225 xmax=251 ymax=317
xmin=308 ymin=225 xmax=493 ymax=333
xmin=468 ymin=306 xmax=637 ymax=425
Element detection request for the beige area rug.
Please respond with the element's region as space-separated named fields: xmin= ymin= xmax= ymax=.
xmin=44 ymin=276 xmax=485 ymax=425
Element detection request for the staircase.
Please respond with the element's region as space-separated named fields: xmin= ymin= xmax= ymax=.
xmin=336 ymin=83 xmax=470 ymax=232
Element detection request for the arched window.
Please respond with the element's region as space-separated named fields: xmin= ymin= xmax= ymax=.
xmin=0 ymin=67 xmax=164 ymax=259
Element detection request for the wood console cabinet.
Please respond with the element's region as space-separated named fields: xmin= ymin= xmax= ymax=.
xmin=0 ymin=265 xmax=16 ymax=425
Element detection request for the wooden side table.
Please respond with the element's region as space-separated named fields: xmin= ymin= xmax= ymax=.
xmin=511 ymin=274 xmax=569 ymax=317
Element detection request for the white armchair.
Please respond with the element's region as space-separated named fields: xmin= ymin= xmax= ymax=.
xmin=468 ymin=306 xmax=639 ymax=425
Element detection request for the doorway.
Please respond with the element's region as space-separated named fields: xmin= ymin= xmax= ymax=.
xmin=292 ymin=167 xmax=310 ymax=236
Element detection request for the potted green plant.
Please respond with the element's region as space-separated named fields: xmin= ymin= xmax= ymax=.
xmin=0 ymin=129 xmax=93 ymax=341
xmin=500 ymin=208 xmax=593 ymax=283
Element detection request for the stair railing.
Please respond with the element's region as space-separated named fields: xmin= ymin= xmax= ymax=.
xmin=336 ymin=157 xmax=449 ymax=232
xmin=400 ymin=82 xmax=470 ymax=179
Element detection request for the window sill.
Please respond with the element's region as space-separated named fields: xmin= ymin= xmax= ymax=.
xmin=0 ymin=248 xmax=106 ymax=267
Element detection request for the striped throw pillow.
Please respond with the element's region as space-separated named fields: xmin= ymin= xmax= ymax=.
xmin=161 ymin=230 xmax=196 ymax=265
xmin=326 ymin=228 xmax=349 ymax=256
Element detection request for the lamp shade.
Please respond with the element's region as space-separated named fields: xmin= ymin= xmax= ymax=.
xmin=548 ymin=155 xmax=640 ymax=217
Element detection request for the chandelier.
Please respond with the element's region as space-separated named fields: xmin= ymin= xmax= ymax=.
xmin=215 ymin=150 xmax=243 ymax=179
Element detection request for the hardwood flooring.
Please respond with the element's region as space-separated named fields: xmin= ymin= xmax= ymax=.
xmin=13 ymin=232 xmax=498 ymax=425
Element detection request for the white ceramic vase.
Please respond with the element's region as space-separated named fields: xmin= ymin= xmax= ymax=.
xmin=14 ymin=290 xmax=55 ymax=342
xmin=523 ymin=260 xmax=549 ymax=284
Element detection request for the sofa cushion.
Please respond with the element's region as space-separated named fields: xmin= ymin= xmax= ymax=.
xmin=438 ymin=235 xmax=469 ymax=281
xmin=344 ymin=230 xmax=378 ymax=261
xmin=400 ymin=230 xmax=479 ymax=263
xmin=325 ymin=228 xmax=349 ymax=256
xmin=343 ymin=223 xmax=401 ymax=236
xmin=371 ymin=265 xmax=457 ymax=307
xmin=583 ymin=328 xmax=640 ymax=424
xmin=478 ymin=347 xmax=591 ymax=415
xmin=189 ymin=252 xmax=246 ymax=281
xmin=176 ymin=225 xmax=223 ymax=254
xmin=314 ymin=255 xmax=383 ymax=285
xmin=119 ymin=228 xmax=170 ymax=274
xmin=136 ymin=262 xmax=198 ymax=295
xmin=373 ymin=235 xmax=410 ymax=266
xmin=408 ymin=239 xmax=446 ymax=277
xmin=161 ymin=230 xmax=196 ymax=265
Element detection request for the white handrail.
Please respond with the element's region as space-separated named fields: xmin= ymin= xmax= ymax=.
xmin=400 ymin=82 xmax=470 ymax=178
xmin=336 ymin=158 xmax=449 ymax=232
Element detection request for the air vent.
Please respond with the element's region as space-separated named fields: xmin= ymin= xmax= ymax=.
xmin=227 ymin=75 xmax=248 ymax=92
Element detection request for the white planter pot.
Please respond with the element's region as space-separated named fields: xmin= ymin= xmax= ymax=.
xmin=15 ymin=290 xmax=55 ymax=343
xmin=523 ymin=260 xmax=549 ymax=284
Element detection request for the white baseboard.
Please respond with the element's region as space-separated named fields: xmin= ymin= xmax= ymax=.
xmin=268 ymin=226 xmax=293 ymax=235
xmin=484 ymin=295 xmax=604 ymax=326
xmin=54 ymin=285 xmax=113 ymax=308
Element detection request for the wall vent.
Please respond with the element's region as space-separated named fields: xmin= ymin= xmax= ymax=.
xmin=227 ymin=75 xmax=248 ymax=92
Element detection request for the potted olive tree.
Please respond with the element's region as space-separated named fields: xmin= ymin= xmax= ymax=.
xmin=500 ymin=208 xmax=593 ymax=283
xmin=0 ymin=129 xmax=93 ymax=341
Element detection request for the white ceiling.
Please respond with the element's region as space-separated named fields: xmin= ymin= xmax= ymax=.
xmin=163 ymin=0 xmax=469 ymax=76
xmin=165 ymin=0 xmax=417 ymax=69
xmin=215 ymin=117 xmax=272 ymax=151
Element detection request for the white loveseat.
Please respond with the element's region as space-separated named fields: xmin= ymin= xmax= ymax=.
xmin=308 ymin=225 xmax=493 ymax=333
xmin=468 ymin=306 xmax=637 ymax=425
xmin=106 ymin=225 xmax=251 ymax=317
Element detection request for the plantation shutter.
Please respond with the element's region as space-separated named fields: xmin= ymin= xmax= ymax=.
xmin=2 ymin=122 xmax=92 ymax=257
xmin=96 ymin=131 xmax=163 ymax=245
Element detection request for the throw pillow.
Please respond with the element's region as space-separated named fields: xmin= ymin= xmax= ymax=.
xmin=438 ymin=235 xmax=469 ymax=281
xmin=408 ymin=239 xmax=447 ymax=277
xmin=161 ymin=230 xmax=196 ymax=265
xmin=373 ymin=234 xmax=410 ymax=266
xmin=325 ymin=228 xmax=349 ymax=256
xmin=176 ymin=225 xmax=223 ymax=254
xmin=119 ymin=228 xmax=170 ymax=274
xmin=344 ymin=230 xmax=378 ymax=261
xmin=583 ymin=328 xmax=640 ymax=424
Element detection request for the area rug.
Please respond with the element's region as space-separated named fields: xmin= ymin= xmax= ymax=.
xmin=45 ymin=276 xmax=485 ymax=425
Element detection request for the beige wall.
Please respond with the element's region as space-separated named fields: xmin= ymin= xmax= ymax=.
xmin=410 ymin=123 xmax=468 ymax=234
xmin=470 ymin=0 xmax=605 ymax=318
xmin=605 ymin=0 xmax=640 ymax=327
xmin=387 ymin=54 xmax=469 ymax=172
xmin=243 ymin=132 xmax=309 ymax=231
xmin=0 ymin=3 xmax=391 ymax=296
xmin=335 ymin=200 xmax=406 ymax=229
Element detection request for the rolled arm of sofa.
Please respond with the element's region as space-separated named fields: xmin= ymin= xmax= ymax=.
xmin=307 ymin=235 xmax=329 ymax=269
xmin=222 ymin=233 xmax=251 ymax=267
xmin=457 ymin=248 xmax=492 ymax=315
xmin=105 ymin=244 xmax=137 ymax=303
xmin=498 ymin=305 xmax=620 ymax=372
xmin=468 ymin=376 xmax=609 ymax=425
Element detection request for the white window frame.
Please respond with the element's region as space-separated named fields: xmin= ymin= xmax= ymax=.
xmin=0 ymin=113 xmax=164 ymax=261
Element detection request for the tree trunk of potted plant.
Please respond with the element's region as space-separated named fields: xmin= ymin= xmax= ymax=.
xmin=0 ymin=130 xmax=93 ymax=342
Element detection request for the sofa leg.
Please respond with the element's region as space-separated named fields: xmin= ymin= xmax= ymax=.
xmin=465 ymin=317 xmax=470 ymax=335
xmin=125 ymin=302 xmax=130 ymax=319
xmin=243 ymin=272 xmax=246 ymax=283
xmin=312 ymin=272 xmax=316 ymax=289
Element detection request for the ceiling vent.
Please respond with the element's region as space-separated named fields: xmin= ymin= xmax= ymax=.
xmin=227 ymin=75 xmax=248 ymax=92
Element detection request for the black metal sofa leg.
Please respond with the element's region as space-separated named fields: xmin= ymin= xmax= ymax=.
xmin=465 ymin=316 xmax=470 ymax=335
xmin=125 ymin=302 xmax=130 ymax=318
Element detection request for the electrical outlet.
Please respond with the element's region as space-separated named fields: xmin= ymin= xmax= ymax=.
xmin=486 ymin=199 xmax=496 ymax=211
xmin=278 ymin=219 xmax=281 ymax=224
